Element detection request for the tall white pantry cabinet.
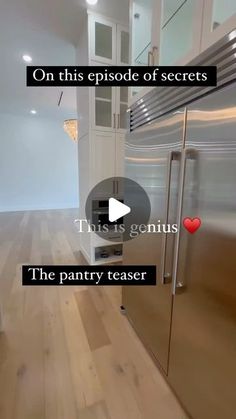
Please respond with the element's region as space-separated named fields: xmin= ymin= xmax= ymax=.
xmin=76 ymin=11 xmax=129 ymax=265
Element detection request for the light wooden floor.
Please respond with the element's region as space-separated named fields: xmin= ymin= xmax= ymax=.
xmin=0 ymin=209 xmax=187 ymax=419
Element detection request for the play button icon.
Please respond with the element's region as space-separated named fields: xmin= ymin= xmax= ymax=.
xmin=85 ymin=177 xmax=151 ymax=242
xmin=109 ymin=198 xmax=131 ymax=222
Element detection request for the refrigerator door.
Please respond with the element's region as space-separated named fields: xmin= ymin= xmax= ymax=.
xmin=123 ymin=110 xmax=185 ymax=373
xmin=169 ymin=84 xmax=236 ymax=419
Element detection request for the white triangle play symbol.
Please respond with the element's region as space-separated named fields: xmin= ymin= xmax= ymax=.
xmin=109 ymin=198 xmax=131 ymax=222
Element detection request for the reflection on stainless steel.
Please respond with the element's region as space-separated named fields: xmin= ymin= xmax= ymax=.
xmin=123 ymin=80 xmax=236 ymax=419
xmin=169 ymin=84 xmax=236 ymax=419
xmin=130 ymin=28 xmax=236 ymax=131
xmin=123 ymin=110 xmax=184 ymax=373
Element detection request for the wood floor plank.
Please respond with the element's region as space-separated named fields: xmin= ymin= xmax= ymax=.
xmin=89 ymin=287 xmax=188 ymax=419
xmin=0 ymin=209 xmax=188 ymax=419
xmin=78 ymin=401 xmax=111 ymax=419
xmin=40 ymin=219 xmax=50 ymax=241
xmin=59 ymin=287 xmax=104 ymax=409
xmin=75 ymin=290 xmax=111 ymax=351
xmin=12 ymin=288 xmax=45 ymax=419
xmin=0 ymin=241 xmax=12 ymax=276
xmin=93 ymin=345 xmax=143 ymax=419
xmin=0 ymin=269 xmax=24 ymax=419
xmin=43 ymin=287 xmax=78 ymax=419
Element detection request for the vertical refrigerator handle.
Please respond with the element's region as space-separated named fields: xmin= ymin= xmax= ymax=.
xmin=172 ymin=148 xmax=198 ymax=295
xmin=161 ymin=150 xmax=181 ymax=285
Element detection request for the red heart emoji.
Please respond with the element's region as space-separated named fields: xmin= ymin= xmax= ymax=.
xmin=183 ymin=217 xmax=201 ymax=234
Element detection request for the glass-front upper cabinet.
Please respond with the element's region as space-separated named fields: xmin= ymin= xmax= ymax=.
xmin=131 ymin=0 xmax=161 ymax=67
xmin=89 ymin=15 xmax=129 ymax=66
xmin=159 ymin=0 xmax=203 ymax=65
xmin=89 ymin=15 xmax=117 ymax=64
xmin=117 ymin=86 xmax=129 ymax=132
xmin=117 ymin=25 xmax=130 ymax=65
xmin=131 ymin=0 xmax=153 ymax=66
xmin=201 ymin=0 xmax=236 ymax=50
xmin=93 ymin=86 xmax=128 ymax=132
xmin=94 ymin=87 xmax=115 ymax=131
xmin=130 ymin=0 xmax=161 ymax=98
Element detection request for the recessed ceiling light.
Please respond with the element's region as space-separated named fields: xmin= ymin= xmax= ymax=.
xmin=30 ymin=109 xmax=37 ymax=115
xmin=22 ymin=54 xmax=32 ymax=63
xmin=86 ymin=0 xmax=98 ymax=5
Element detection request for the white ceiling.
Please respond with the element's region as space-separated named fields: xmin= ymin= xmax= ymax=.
xmin=0 ymin=0 xmax=129 ymax=121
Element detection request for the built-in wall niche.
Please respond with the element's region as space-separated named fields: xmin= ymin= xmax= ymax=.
xmin=95 ymin=244 xmax=123 ymax=264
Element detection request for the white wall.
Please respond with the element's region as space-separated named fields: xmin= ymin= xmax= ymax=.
xmin=0 ymin=113 xmax=79 ymax=212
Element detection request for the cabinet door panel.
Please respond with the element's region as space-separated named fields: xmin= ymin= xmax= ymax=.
xmin=95 ymin=100 xmax=112 ymax=128
xmin=116 ymin=86 xmax=129 ymax=133
xmin=95 ymin=22 xmax=112 ymax=59
xmin=91 ymin=87 xmax=116 ymax=132
xmin=115 ymin=133 xmax=125 ymax=178
xmin=159 ymin=0 xmax=203 ymax=65
xmin=212 ymin=0 xmax=236 ymax=26
xmin=130 ymin=0 xmax=161 ymax=98
xmin=201 ymin=0 xmax=236 ymax=50
xmin=92 ymin=132 xmax=116 ymax=188
xmin=120 ymin=103 xmax=129 ymax=130
xmin=162 ymin=0 xmax=186 ymax=26
xmin=89 ymin=15 xmax=116 ymax=65
xmin=131 ymin=0 xmax=153 ymax=66
xmin=117 ymin=24 xmax=130 ymax=65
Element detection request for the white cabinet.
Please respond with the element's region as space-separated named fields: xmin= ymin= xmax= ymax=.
xmin=130 ymin=0 xmax=236 ymax=73
xmin=131 ymin=0 xmax=203 ymax=67
xmin=131 ymin=0 xmax=161 ymax=66
xmin=117 ymin=24 xmax=130 ymax=65
xmin=77 ymin=12 xmax=128 ymax=265
xmin=89 ymin=14 xmax=129 ymax=66
xmin=201 ymin=0 xmax=236 ymax=50
xmin=130 ymin=0 xmax=203 ymax=98
xmin=89 ymin=13 xmax=129 ymax=131
xmin=92 ymin=132 xmax=116 ymax=183
xmin=115 ymin=133 xmax=125 ymax=177
xmin=129 ymin=0 xmax=236 ymax=105
xmin=89 ymin=15 xmax=116 ymax=64
xmin=91 ymin=131 xmax=125 ymax=190
xmin=159 ymin=0 xmax=203 ymax=65
xmin=117 ymin=87 xmax=129 ymax=132
xmin=92 ymin=86 xmax=115 ymax=131
xmin=91 ymin=86 xmax=129 ymax=133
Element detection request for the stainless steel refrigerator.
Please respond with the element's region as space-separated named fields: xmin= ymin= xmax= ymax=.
xmin=123 ymin=30 xmax=236 ymax=419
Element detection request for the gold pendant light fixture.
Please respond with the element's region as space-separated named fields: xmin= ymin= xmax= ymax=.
xmin=63 ymin=119 xmax=78 ymax=142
